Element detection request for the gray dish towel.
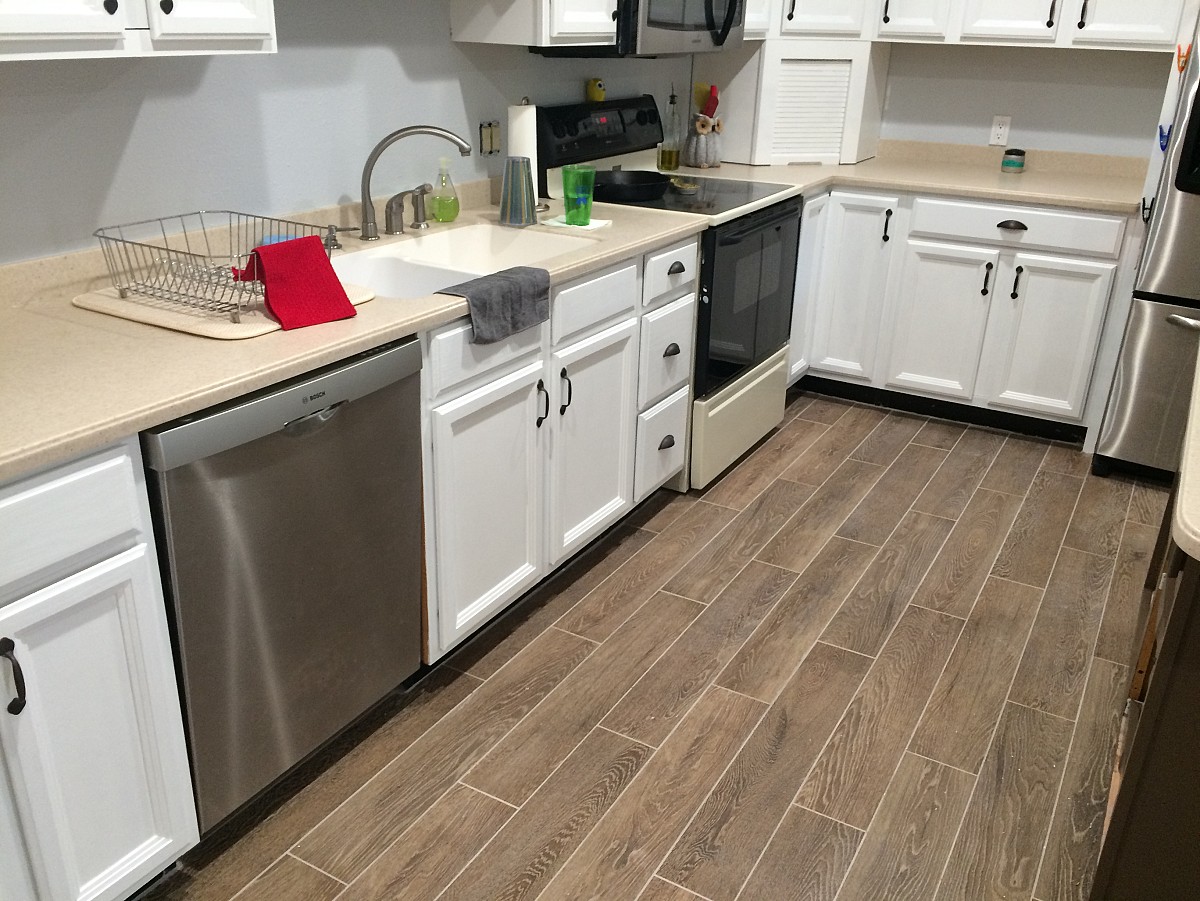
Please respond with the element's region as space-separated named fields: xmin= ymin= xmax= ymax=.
xmin=442 ymin=266 xmax=550 ymax=344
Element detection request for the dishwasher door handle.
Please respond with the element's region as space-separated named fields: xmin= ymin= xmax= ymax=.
xmin=1167 ymin=313 xmax=1200 ymax=332
xmin=283 ymin=400 xmax=348 ymax=435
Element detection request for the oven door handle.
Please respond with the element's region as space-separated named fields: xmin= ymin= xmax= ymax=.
xmin=717 ymin=206 xmax=799 ymax=244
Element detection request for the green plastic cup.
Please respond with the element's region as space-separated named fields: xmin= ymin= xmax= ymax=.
xmin=562 ymin=164 xmax=596 ymax=226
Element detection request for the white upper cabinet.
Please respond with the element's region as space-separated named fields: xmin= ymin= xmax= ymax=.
xmin=960 ymin=0 xmax=1059 ymax=41
xmin=744 ymin=0 xmax=773 ymax=37
xmin=1065 ymin=0 xmax=1185 ymax=48
xmin=145 ymin=0 xmax=273 ymax=39
xmin=876 ymin=0 xmax=953 ymax=39
xmin=548 ymin=0 xmax=616 ymax=39
xmin=452 ymin=0 xmax=617 ymax=45
xmin=0 ymin=0 xmax=125 ymax=37
xmin=781 ymin=0 xmax=868 ymax=35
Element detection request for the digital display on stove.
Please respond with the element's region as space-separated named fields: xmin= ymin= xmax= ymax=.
xmin=585 ymin=111 xmax=623 ymax=137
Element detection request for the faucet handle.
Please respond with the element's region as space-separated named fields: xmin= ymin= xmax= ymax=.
xmin=323 ymin=224 xmax=359 ymax=252
xmin=409 ymin=183 xmax=434 ymax=231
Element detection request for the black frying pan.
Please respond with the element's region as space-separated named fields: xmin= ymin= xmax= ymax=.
xmin=593 ymin=170 xmax=671 ymax=203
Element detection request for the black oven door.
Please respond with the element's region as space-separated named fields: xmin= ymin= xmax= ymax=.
xmin=695 ymin=199 xmax=801 ymax=399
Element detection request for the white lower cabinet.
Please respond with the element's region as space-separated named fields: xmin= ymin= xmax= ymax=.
xmin=0 ymin=439 xmax=197 ymax=901
xmin=548 ymin=317 xmax=639 ymax=567
xmin=788 ymin=191 xmax=830 ymax=384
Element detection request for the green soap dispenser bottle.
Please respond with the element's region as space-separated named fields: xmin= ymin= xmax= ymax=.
xmin=431 ymin=157 xmax=460 ymax=223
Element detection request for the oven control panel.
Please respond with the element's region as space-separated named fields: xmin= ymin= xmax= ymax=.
xmin=536 ymin=94 xmax=664 ymax=171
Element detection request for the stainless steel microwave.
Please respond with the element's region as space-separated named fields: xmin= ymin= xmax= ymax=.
xmin=620 ymin=0 xmax=744 ymax=55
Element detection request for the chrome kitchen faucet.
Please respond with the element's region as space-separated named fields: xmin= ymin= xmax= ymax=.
xmin=359 ymin=126 xmax=471 ymax=240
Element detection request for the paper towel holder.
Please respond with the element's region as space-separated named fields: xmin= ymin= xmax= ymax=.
xmin=515 ymin=97 xmax=550 ymax=211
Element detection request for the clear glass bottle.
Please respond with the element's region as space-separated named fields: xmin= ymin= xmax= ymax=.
xmin=657 ymin=86 xmax=681 ymax=172
xmin=431 ymin=157 xmax=460 ymax=223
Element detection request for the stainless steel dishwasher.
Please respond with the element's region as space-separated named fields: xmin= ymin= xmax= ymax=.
xmin=142 ymin=337 xmax=423 ymax=834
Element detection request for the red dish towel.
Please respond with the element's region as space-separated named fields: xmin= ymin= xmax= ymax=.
xmin=234 ymin=235 xmax=356 ymax=330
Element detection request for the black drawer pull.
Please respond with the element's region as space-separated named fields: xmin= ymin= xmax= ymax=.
xmin=1077 ymin=0 xmax=1088 ymax=28
xmin=663 ymin=342 xmax=681 ymax=357
xmin=559 ymin=368 xmax=573 ymax=415
xmin=1 ymin=638 xmax=27 ymax=715
xmin=659 ymin=435 xmax=676 ymax=450
xmin=1046 ymin=0 xmax=1055 ymax=26
xmin=981 ymin=261 xmax=994 ymax=296
xmin=882 ymin=208 xmax=893 ymax=242
xmin=997 ymin=219 xmax=1028 ymax=231
xmin=536 ymin=379 xmax=548 ymax=428
xmin=1010 ymin=265 xmax=1025 ymax=300
xmin=667 ymin=260 xmax=686 ymax=275
xmin=160 ymin=0 xmax=173 ymax=13
xmin=787 ymin=0 xmax=797 ymax=20
xmin=103 ymin=0 xmax=119 ymax=14
xmin=882 ymin=0 xmax=891 ymax=24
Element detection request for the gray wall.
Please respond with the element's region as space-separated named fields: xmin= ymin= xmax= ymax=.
xmin=880 ymin=42 xmax=1173 ymax=156
xmin=0 ymin=1 xmax=690 ymax=264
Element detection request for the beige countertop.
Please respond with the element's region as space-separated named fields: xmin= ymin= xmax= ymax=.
xmin=0 ymin=141 xmax=1147 ymax=486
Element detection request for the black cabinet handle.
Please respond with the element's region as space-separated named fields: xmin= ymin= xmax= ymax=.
xmin=1077 ymin=0 xmax=1088 ymax=28
xmin=536 ymin=379 xmax=548 ymax=428
xmin=882 ymin=0 xmax=891 ymax=24
xmin=160 ymin=0 xmax=173 ymax=13
xmin=612 ymin=7 xmax=619 ymax=20
xmin=559 ymin=367 xmax=573 ymax=415
xmin=1 ymin=638 xmax=27 ymax=716
xmin=1046 ymin=0 xmax=1055 ymax=26
xmin=882 ymin=208 xmax=893 ymax=242
xmin=667 ymin=261 xmax=686 ymax=275
xmin=997 ymin=219 xmax=1028 ymax=231
xmin=981 ymin=261 xmax=994 ymax=296
xmin=663 ymin=342 xmax=681 ymax=357
xmin=787 ymin=0 xmax=797 ymax=20
xmin=1010 ymin=265 xmax=1025 ymax=300
xmin=103 ymin=0 xmax=119 ymax=14
xmin=659 ymin=435 xmax=676 ymax=450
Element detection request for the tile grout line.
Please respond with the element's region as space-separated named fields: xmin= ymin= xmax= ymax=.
xmin=427 ymin=786 xmax=524 ymax=901
xmin=905 ymin=748 xmax=981 ymax=779
xmin=285 ymin=852 xmax=349 ymax=886
xmin=641 ymin=874 xmax=716 ymax=901
xmin=454 ymin=780 xmax=520 ymax=810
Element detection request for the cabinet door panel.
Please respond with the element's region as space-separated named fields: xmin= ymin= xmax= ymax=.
xmin=549 ymin=317 xmax=639 ymax=566
xmin=789 ymin=192 xmax=829 ymax=383
xmin=876 ymin=0 xmax=952 ymax=37
xmin=810 ymin=192 xmax=899 ymax=380
xmin=549 ymin=0 xmax=616 ymax=38
xmin=781 ymin=0 xmax=867 ymax=34
xmin=984 ymin=253 xmax=1116 ymax=420
xmin=0 ymin=0 xmax=125 ymax=37
xmin=886 ymin=240 xmax=1000 ymax=400
xmin=1070 ymin=0 xmax=1183 ymax=46
xmin=961 ymin=0 xmax=1060 ymax=40
xmin=431 ymin=360 xmax=545 ymax=648
xmin=0 ymin=546 xmax=196 ymax=901
xmin=147 ymin=0 xmax=273 ymax=38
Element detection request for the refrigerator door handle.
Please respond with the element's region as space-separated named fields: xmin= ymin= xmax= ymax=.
xmin=1167 ymin=313 xmax=1200 ymax=331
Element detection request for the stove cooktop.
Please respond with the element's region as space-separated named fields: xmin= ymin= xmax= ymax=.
xmin=610 ymin=175 xmax=795 ymax=217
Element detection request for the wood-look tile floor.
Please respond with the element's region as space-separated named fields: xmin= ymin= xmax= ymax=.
xmin=143 ymin=390 xmax=1170 ymax=901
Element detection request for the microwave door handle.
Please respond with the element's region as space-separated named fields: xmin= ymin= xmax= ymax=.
xmin=614 ymin=0 xmax=638 ymax=54
xmin=704 ymin=0 xmax=740 ymax=47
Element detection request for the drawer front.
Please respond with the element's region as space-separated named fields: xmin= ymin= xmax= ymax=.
xmin=634 ymin=386 xmax=690 ymax=503
xmin=639 ymin=293 xmax=696 ymax=409
xmin=0 ymin=442 xmax=143 ymax=596
xmin=909 ymin=198 xmax=1126 ymax=258
xmin=427 ymin=318 xmax=546 ymax=401
xmin=553 ymin=262 xmax=639 ymax=346
xmin=644 ymin=238 xmax=700 ymax=308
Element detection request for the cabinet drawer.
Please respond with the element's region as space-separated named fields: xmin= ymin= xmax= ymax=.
xmin=426 ymin=318 xmax=546 ymax=401
xmin=553 ymin=262 xmax=638 ymax=346
xmin=909 ymin=198 xmax=1126 ymax=258
xmin=0 ymin=442 xmax=143 ymax=597
xmin=634 ymin=386 xmax=689 ymax=503
xmin=644 ymin=238 xmax=699 ymax=308
xmin=639 ymin=293 xmax=696 ymax=409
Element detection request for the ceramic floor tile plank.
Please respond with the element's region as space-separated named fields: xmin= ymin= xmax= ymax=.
xmin=793 ymin=394 xmax=857 ymax=426
xmin=979 ymin=434 xmax=1050 ymax=496
xmin=557 ymin=500 xmax=736 ymax=642
xmin=538 ymin=687 xmax=767 ymax=901
xmin=837 ymin=444 xmax=949 ymax=546
xmin=464 ymin=592 xmax=703 ymax=805
xmin=233 ymin=855 xmax=342 ymax=901
xmin=603 ymin=562 xmax=798 ymax=747
xmin=336 ymin=784 xmax=514 ymax=901
xmin=912 ymin=429 xmax=1007 ymax=521
xmin=822 ymin=511 xmax=956 ymax=657
xmin=718 ymin=537 xmax=880 ymax=702
xmin=441 ymin=729 xmax=652 ymax=901
xmin=1127 ymin=480 xmax=1170 ymax=527
xmin=849 ymin=411 xmax=927 ymax=466
xmin=626 ymin=491 xmax=700 ymax=533
xmin=1094 ymin=521 xmax=1156 ymax=665
xmin=1009 ymin=548 xmax=1114 ymax=720
xmin=448 ymin=524 xmax=653 ymax=679
xmin=909 ymin=577 xmax=1043 ymax=773
xmin=991 ymin=470 xmax=1085 ymax=589
xmin=665 ymin=480 xmax=814 ymax=604
xmin=911 ymin=489 xmax=1025 ymax=618
xmin=935 ymin=703 xmax=1075 ymax=901
xmin=759 ymin=459 xmax=885 ymax=572
xmin=912 ymin=420 xmax=968 ymax=451
xmin=657 ymin=642 xmax=871 ymax=900
xmin=836 ymin=753 xmax=976 ymax=901
xmin=638 ymin=877 xmax=707 ymax=900
xmin=1041 ymin=444 xmax=1093 ymax=478
xmin=292 ymin=627 xmax=593 ymax=882
xmin=1062 ymin=475 xmax=1133 ymax=558
xmin=1035 ymin=659 xmax=1129 ymax=901
xmin=738 ymin=806 xmax=862 ymax=901
xmin=781 ymin=405 xmax=890 ymax=487
xmin=700 ymin=417 xmax=828 ymax=510
xmin=796 ymin=605 xmax=964 ymax=829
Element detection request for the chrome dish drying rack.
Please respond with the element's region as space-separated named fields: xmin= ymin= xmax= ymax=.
xmin=94 ymin=211 xmax=328 ymax=324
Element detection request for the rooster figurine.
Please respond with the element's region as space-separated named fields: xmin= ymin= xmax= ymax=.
xmin=682 ymin=84 xmax=722 ymax=168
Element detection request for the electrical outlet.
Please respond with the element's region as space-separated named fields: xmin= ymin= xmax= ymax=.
xmin=990 ymin=115 xmax=1012 ymax=147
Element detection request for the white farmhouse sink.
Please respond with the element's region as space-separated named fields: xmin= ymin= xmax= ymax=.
xmin=386 ymin=223 xmax=595 ymax=270
xmin=331 ymin=254 xmax=478 ymax=300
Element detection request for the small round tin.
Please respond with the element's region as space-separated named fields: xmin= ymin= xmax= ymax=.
xmin=1001 ymin=148 xmax=1026 ymax=174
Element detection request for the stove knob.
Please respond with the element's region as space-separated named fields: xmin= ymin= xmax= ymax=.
xmin=636 ymin=110 xmax=648 ymax=125
xmin=552 ymin=123 xmax=566 ymax=139
xmin=567 ymin=122 xmax=579 ymax=137
xmin=647 ymin=108 xmax=659 ymax=125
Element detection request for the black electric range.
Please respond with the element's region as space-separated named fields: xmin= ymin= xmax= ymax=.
xmin=615 ymin=175 xmax=795 ymax=216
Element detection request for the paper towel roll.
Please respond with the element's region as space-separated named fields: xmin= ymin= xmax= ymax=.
xmin=508 ymin=104 xmax=540 ymax=196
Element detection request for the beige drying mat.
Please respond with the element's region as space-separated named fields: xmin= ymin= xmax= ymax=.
xmin=72 ymin=283 xmax=376 ymax=339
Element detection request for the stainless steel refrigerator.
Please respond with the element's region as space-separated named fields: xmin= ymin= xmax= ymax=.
xmin=1095 ymin=45 xmax=1200 ymax=475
